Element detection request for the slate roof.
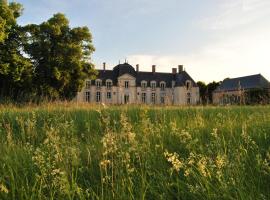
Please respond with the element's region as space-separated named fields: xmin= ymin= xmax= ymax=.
xmin=215 ymin=74 xmax=270 ymax=92
xmin=92 ymin=63 xmax=198 ymax=87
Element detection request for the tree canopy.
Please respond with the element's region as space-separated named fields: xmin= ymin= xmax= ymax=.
xmin=0 ymin=1 xmax=96 ymax=102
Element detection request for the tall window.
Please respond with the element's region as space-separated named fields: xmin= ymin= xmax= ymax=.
xmin=106 ymin=80 xmax=112 ymax=90
xmin=160 ymin=82 xmax=166 ymax=91
xmin=151 ymin=93 xmax=156 ymax=104
xmin=125 ymin=81 xmax=129 ymax=88
xmin=107 ymin=92 xmax=111 ymax=99
xmin=187 ymin=92 xmax=191 ymax=104
xmin=124 ymin=94 xmax=129 ymax=104
xmin=151 ymin=81 xmax=156 ymax=90
xmin=85 ymin=80 xmax=91 ymax=89
xmin=141 ymin=93 xmax=146 ymax=103
xmin=85 ymin=91 xmax=90 ymax=102
xmin=96 ymin=80 xmax=102 ymax=89
xmin=96 ymin=92 xmax=101 ymax=102
xmin=160 ymin=95 xmax=165 ymax=104
xmin=186 ymin=81 xmax=191 ymax=90
xmin=141 ymin=81 xmax=147 ymax=90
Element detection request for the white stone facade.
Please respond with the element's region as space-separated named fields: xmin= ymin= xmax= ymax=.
xmin=76 ymin=63 xmax=200 ymax=105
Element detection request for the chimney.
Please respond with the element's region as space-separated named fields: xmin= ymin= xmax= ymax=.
xmin=178 ymin=65 xmax=183 ymax=73
xmin=152 ymin=65 xmax=156 ymax=73
xmin=136 ymin=64 xmax=139 ymax=72
xmin=172 ymin=68 xmax=177 ymax=74
xmin=103 ymin=62 xmax=106 ymax=71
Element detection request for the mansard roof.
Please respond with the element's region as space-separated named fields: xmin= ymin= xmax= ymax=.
xmin=215 ymin=74 xmax=270 ymax=92
xmin=94 ymin=63 xmax=198 ymax=87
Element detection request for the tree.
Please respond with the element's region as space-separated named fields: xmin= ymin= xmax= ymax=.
xmin=206 ymin=81 xmax=221 ymax=103
xmin=24 ymin=13 xmax=96 ymax=100
xmin=197 ymin=81 xmax=207 ymax=104
xmin=0 ymin=0 xmax=33 ymax=100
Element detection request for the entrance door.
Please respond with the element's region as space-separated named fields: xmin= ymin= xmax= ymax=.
xmin=124 ymin=94 xmax=129 ymax=104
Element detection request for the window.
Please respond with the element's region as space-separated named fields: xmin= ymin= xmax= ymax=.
xmin=107 ymin=92 xmax=111 ymax=99
xmin=160 ymin=82 xmax=166 ymax=91
xmin=141 ymin=93 xmax=146 ymax=103
xmin=151 ymin=81 xmax=156 ymax=90
xmin=106 ymin=80 xmax=112 ymax=90
xmin=124 ymin=81 xmax=129 ymax=89
xmin=151 ymin=93 xmax=156 ymax=104
xmin=96 ymin=80 xmax=102 ymax=89
xmin=124 ymin=94 xmax=129 ymax=104
xmin=141 ymin=81 xmax=147 ymax=90
xmin=160 ymin=95 xmax=165 ymax=104
xmin=187 ymin=92 xmax=191 ymax=104
xmin=186 ymin=81 xmax=191 ymax=90
xmin=85 ymin=80 xmax=91 ymax=89
xmin=85 ymin=91 xmax=90 ymax=102
xmin=96 ymin=92 xmax=101 ymax=102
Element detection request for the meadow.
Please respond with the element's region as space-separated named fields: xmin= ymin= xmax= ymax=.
xmin=0 ymin=104 xmax=269 ymax=200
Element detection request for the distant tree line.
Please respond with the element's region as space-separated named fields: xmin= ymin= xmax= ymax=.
xmin=196 ymin=81 xmax=221 ymax=104
xmin=0 ymin=0 xmax=96 ymax=102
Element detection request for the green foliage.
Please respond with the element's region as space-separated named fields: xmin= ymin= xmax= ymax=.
xmin=0 ymin=0 xmax=32 ymax=100
xmin=0 ymin=105 xmax=269 ymax=199
xmin=197 ymin=81 xmax=221 ymax=104
xmin=0 ymin=1 xmax=96 ymax=102
xmin=24 ymin=13 xmax=96 ymax=100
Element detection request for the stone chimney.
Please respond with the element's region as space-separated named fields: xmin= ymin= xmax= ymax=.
xmin=152 ymin=65 xmax=156 ymax=73
xmin=178 ymin=65 xmax=183 ymax=73
xmin=136 ymin=64 xmax=139 ymax=72
xmin=172 ymin=68 xmax=177 ymax=74
xmin=103 ymin=62 xmax=106 ymax=71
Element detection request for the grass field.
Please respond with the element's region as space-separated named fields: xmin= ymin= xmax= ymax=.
xmin=0 ymin=104 xmax=269 ymax=200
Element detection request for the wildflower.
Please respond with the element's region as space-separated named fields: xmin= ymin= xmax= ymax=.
xmin=0 ymin=183 xmax=8 ymax=194
xmin=164 ymin=150 xmax=183 ymax=173
xmin=210 ymin=128 xmax=218 ymax=138
xmin=215 ymin=155 xmax=227 ymax=169
xmin=100 ymin=159 xmax=111 ymax=169
xmin=197 ymin=157 xmax=209 ymax=177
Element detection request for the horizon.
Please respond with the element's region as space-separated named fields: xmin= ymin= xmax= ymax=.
xmin=16 ymin=0 xmax=270 ymax=83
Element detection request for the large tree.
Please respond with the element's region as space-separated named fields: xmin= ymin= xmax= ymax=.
xmin=24 ymin=13 xmax=96 ymax=100
xmin=0 ymin=0 xmax=33 ymax=100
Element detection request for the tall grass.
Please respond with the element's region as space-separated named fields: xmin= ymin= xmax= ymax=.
xmin=0 ymin=105 xmax=269 ymax=199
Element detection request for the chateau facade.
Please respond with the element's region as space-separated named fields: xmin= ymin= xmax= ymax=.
xmin=76 ymin=62 xmax=199 ymax=105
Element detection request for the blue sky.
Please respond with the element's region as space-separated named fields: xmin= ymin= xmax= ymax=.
xmin=16 ymin=0 xmax=270 ymax=83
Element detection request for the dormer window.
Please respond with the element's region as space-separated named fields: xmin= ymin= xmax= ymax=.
xmin=85 ymin=80 xmax=91 ymax=89
xmin=160 ymin=82 xmax=166 ymax=91
xmin=96 ymin=80 xmax=102 ymax=89
xmin=106 ymin=80 xmax=112 ymax=90
xmin=125 ymin=81 xmax=129 ymax=88
xmin=150 ymin=81 xmax=156 ymax=90
xmin=141 ymin=81 xmax=147 ymax=90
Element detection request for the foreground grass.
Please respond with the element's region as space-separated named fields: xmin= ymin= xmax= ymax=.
xmin=0 ymin=105 xmax=269 ymax=200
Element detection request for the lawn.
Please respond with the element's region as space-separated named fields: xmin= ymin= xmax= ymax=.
xmin=0 ymin=104 xmax=269 ymax=200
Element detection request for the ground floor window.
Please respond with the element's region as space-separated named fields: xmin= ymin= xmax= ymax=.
xmin=160 ymin=95 xmax=165 ymax=104
xmin=151 ymin=93 xmax=156 ymax=104
xmin=96 ymin=92 xmax=101 ymax=102
xmin=142 ymin=93 xmax=146 ymax=103
xmin=107 ymin=92 xmax=111 ymax=99
xmin=85 ymin=91 xmax=90 ymax=102
xmin=124 ymin=94 xmax=129 ymax=104
xmin=187 ymin=92 xmax=191 ymax=104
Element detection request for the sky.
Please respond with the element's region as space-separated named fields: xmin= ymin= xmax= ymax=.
xmin=15 ymin=0 xmax=270 ymax=83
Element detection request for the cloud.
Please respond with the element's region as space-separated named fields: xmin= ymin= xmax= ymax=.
xmin=199 ymin=0 xmax=270 ymax=30
xmin=126 ymin=24 xmax=270 ymax=83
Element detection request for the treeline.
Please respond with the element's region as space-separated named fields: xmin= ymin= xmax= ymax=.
xmin=0 ymin=0 xmax=96 ymax=102
xmin=196 ymin=81 xmax=220 ymax=104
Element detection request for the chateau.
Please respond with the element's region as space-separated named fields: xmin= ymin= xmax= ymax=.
xmin=76 ymin=62 xmax=199 ymax=105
